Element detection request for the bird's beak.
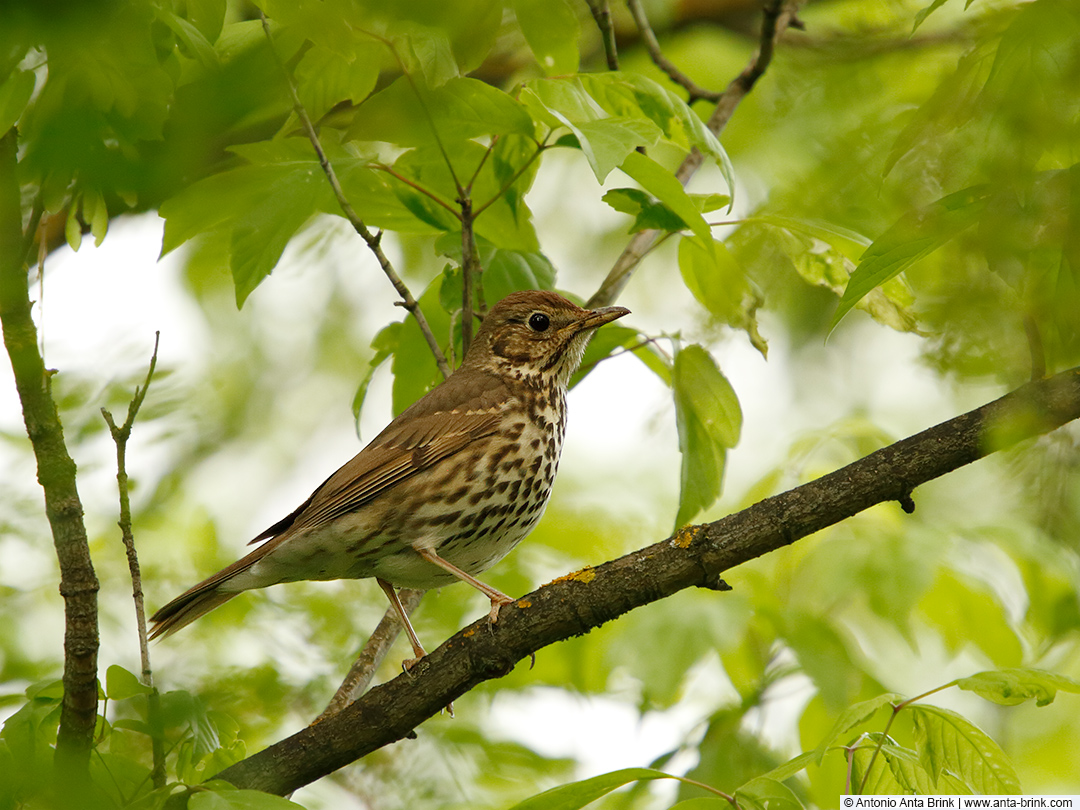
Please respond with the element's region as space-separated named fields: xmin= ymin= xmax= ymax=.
xmin=576 ymin=305 xmax=630 ymax=332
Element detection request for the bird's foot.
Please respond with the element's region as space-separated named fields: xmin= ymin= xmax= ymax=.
xmin=487 ymin=593 xmax=515 ymax=623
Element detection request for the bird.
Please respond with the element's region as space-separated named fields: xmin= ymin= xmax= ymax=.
xmin=149 ymin=290 xmax=630 ymax=664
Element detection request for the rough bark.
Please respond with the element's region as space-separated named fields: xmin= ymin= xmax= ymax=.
xmin=214 ymin=365 xmax=1080 ymax=795
xmin=0 ymin=129 xmax=99 ymax=770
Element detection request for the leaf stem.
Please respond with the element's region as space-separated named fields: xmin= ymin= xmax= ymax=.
xmin=371 ymin=164 xmax=462 ymax=218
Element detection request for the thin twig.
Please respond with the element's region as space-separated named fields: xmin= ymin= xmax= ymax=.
xmin=258 ymin=12 xmax=451 ymax=381
xmin=586 ymin=0 xmax=620 ymax=70
xmin=587 ymin=0 xmax=803 ymax=308
xmin=317 ymin=589 xmax=425 ymax=721
xmin=460 ymin=197 xmax=479 ymax=356
xmin=626 ymin=0 xmax=722 ymax=103
xmin=465 ymin=137 xmax=498 ymax=195
xmin=471 ymin=140 xmax=549 ymax=219
xmin=371 ymin=164 xmax=461 ymax=218
xmin=101 ymin=331 xmax=164 ymax=788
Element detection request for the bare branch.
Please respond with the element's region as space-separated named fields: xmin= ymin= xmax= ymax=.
xmin=215 ymin=366 xmax=1080 ymax=794
xmin=318 ymin=589 xmax=425 ymax=721
xmin=588 ymin=0 xmax=804 ymax=308
xmin=258 ymin=13 xmax=452 ymax=381
xmin=586 ymin=0 xmax=620 ymax=70
xmin=101 ymin=332 xmax=164 ymax=788
xmin=626 ymin=0 xmax=722 ymax=103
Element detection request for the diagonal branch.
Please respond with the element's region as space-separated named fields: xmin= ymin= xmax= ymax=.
xmin=627 ymin=0 xmax=722 ymax=103
xmin=588 ymin=0 xmax=803 ymax=308
xmin=214 ymin=366 xmax=1080 ymax=795
xmin=258 ymin=13 xmax=452 ymax=381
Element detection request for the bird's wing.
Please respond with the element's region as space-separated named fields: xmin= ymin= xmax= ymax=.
xmin=250 ymin=370 xmax=511 ymax=543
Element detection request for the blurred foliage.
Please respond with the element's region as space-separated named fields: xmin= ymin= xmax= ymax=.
xmin=2 ymin=0 xmax=1080 ymax=808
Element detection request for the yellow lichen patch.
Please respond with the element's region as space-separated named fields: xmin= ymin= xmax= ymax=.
xmin=551 ymin=566 xmax=596 ymax=585
xmin=462 ymin=628 xmax=476 ymax=638
xmin=671 ymin=524 xmax=703 ymax=548
xmin=516 ymin=599 xmax=532 ymax=609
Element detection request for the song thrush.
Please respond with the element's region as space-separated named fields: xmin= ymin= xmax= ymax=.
xmin=149 ymin=290 xmax=629 ymax=662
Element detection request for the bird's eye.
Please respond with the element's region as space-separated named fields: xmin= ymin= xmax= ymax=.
xmin=528 ymin=312 xmax=550 ymax=332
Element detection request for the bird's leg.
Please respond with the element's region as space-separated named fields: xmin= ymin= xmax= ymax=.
xmin=415 ymin=547 xmax=515 ymax=623
xmin=376 ymin=578 xmax=427 ymax=669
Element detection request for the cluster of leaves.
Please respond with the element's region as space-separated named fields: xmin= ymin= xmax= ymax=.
xmin=509 ymin=668 xmax=1080 ymax=810
xmin=0 ymin=665 xmax=281 ymax=809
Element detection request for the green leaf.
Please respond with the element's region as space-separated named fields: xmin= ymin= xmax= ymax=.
xmin=524 ymin=78 xmax=662 ymax=180
xmin=190 ymin=786 xmax=304 ymax=809
xmin=734 ymin=776 xmax=803 ymax=810
xmin=507 ymin=767 xmax=678 ymax=810
xmin=956 ymin=668 xmax=1080 ymax=708
xmin=602 ymin=188 xmax=688 ymax=233
xmin=83 ymin=188 xmax=109 ymax=247
xmin=390 ymin=142 xmax=540 ymax=250
xmin=483 ymin=249 xmax=557 ymax=302
xmin=435 ymin=241 xmax=556 ymax=315
xmin=512 ymin=0 xmax=580 ymax=75
xmin=754 ymin=751 xmax=818 ymax=784
xmin=296 ymin=43 xmax=381 ymax=123
xmin=813 ymin=693 xmax=901 ymax=764
xmin=352 ymin=322 xmax=401 ymax=437
xmin=186 ymin=0 xmax=226 ymax=43
xmin=852 ymin=740 xmax=921 ymax=795
xmin=160 ymin=139 xmax=337 ymax=306
xmin=158 ymin=8 xmax=221 ymax=68
xmin=349 ymin=75 xmax=534 ymax=147
xmin=912 ymin=0 xmax=955 ymax=32
xmin=910 ymin=704 xmax=1021 ymax=794
xmin=579 ymin=72 xmax=735 ymax=196
xmin=105 ymin=665 xmax=153 ymax=701
xmin=0 ymin=70 xmax=35 ymax=134
xmin=393 ymin=22 xmax=459 ymax=87
xmin=620 ymin=150 xmax=711 ymax=241
xmin=750 ymin=214 xmax=871 ymax=260
xmin=64 ymin=206 xmax=82 ymax=252
xmin=570 ymin=323 xmax=662 ymax=390
xmin=672 ymin=344 xmax=741 ymax=527
xmin=678 ymin=234 xmax=749 ymax=324
xmin=831 ymin=185 xmax=991 ymax=330
xmin=391 ymin=279 xmax=450 ymax=415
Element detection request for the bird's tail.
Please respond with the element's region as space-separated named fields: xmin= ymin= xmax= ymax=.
xmin=149 ymin=586 xmax=239 ymax=640
xmin=149 ymin=532 xmax=289 ymax=640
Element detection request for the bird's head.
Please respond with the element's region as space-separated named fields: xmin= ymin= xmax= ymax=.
xmin=465 ymin=291 xmax=630 ymax=387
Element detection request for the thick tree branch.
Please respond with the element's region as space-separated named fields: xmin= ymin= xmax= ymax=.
xmin=0 ymin=129 xmax=99 ymax=771
xmin=214 ymin=366 xmax=1080 ymax=795
xmin=588 ymin=0 xmax=802 ymax=308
